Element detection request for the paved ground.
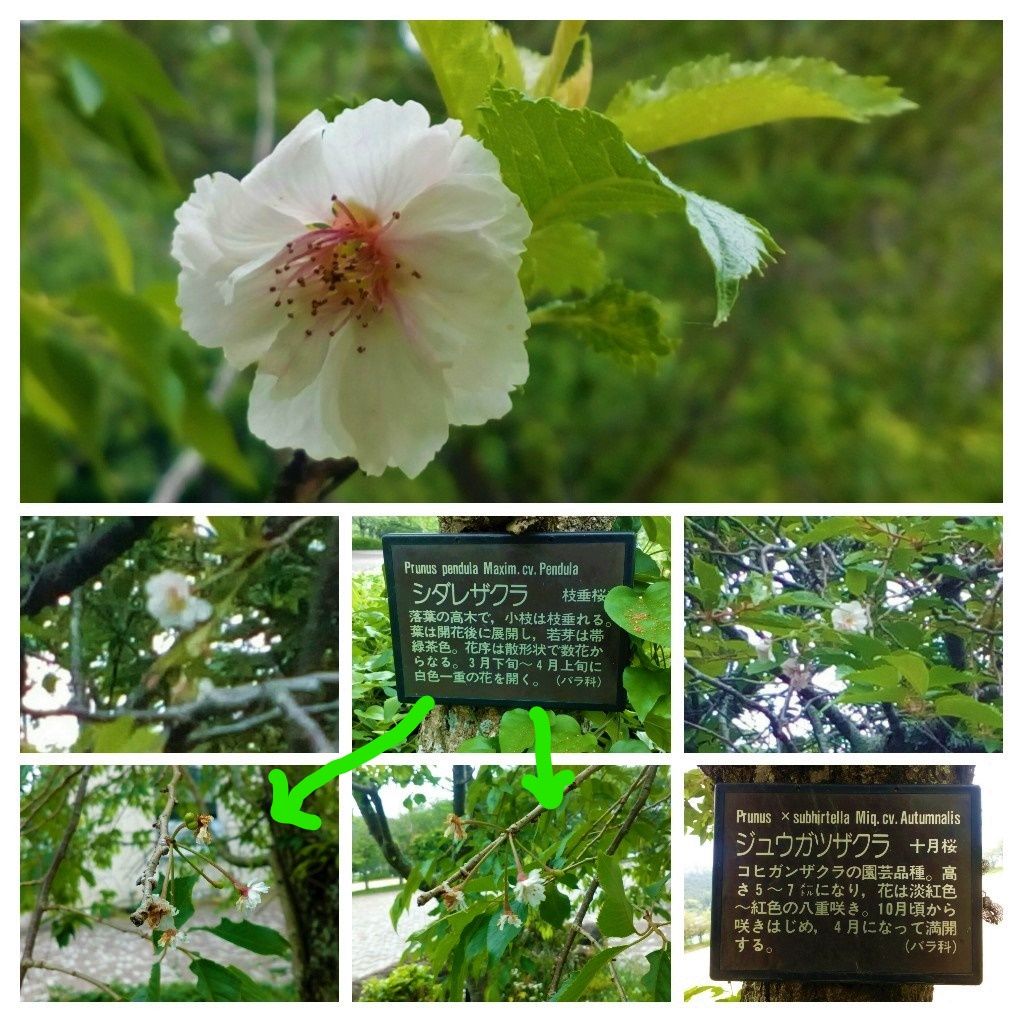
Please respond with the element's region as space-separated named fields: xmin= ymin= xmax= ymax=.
xmin=21 ymin=899 xmax=293 ymax=1001
xmin=351 ymin=887 xmax=433 ymax=980
xmin=352 ymin=550 xmax=384 ymax=575
xmin=351 ymin=886 xmax=661 ymax=982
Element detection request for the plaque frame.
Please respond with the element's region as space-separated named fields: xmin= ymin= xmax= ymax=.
xmin=381 ymin=531 xmax=636 ymax=712
xmin=709 ymin=783 xmax=983 ymax=985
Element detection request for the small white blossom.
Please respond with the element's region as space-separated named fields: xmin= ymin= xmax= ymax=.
xmin=172 ymin=100 xmax=531 ymax=478
xmin=443 ymin=813 xmax=467 ymax=842
xmin=145 ymin=896 xmax=177 ymax=931
xmin=440 ymin=884 xmax=467 ymax=912
xmin=236 ymin=879 xmax=270 ymax=912
xmin=831 ymin=600 xmax=871 ymax=634
xmin=157 ymin=928 xmax=190 ymax=951
xmin=144 ymin=571 xmax=212 ymax=630
xmin=512 ymin=869 xmax=546 ymax=908
xmin=497 ymin=908 xmax=522 ymax=931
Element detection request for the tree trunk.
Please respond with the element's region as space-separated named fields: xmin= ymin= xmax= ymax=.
xmin=264 ymin=767 xmax=339 ymax=1001
xmin=700 ymin=764 xmax=975 ymax=1003
xmin=416 ymin=516 xmax=616 ymax=752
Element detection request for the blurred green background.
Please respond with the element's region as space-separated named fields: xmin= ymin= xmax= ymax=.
xmin=20 ymin=21 xmax=1002 ymax=501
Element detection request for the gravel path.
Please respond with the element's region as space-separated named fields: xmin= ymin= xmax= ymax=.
xmin=21 ymin=899 xmax=293 ymax=1001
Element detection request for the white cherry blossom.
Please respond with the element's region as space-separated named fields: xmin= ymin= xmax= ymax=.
xmin=144 ymin=571 xmax=212 ymax=630
xmin=236 ymin=878 xmax=270 ymax=912
xmin=512 ymin=869 xmax=546 ymax=908
xmin=173 ymin=100 xmax=531 ymax=477
xmin=831 ymin=600 xmax=871 ymax=634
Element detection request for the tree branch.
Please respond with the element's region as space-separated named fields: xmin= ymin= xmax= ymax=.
xmin=20 ymin=768 xmax=92 ymax=985
xmin=20 ymin=959 xmax=124 ymax=1001
xmin=548 ymin=766 xmax=658 ymax=995
xmin=21 ymin=517 xmax=156 ymax=616
xmin=270 ymin=450 xmax=360 ymax=502
xmin=416 ymin=765 xmax=603 ymax=906
xmin=129 ymin=766 xmax=181 ymax=927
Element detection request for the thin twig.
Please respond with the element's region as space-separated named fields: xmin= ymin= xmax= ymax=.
xmin=416 ymin=766 xmax=602 ymax=906
xmin=20 ymin=959 xmax=125 ymax=1001
xmin=548 ymin=766 xmax=658 ymax=996
xmin=20 ymin=768 xmax=92 ymax=986
xmin=129 ymin=766 xmax=182 ymax=927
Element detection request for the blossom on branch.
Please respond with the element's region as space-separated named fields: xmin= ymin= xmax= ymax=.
xmin=173 ymin=100 xmax=531 ymax=477
xmin=440 ymin=884 xmax=467 ymax=912
xmin=513 ymin=868 xmax=547 ymax=908
xmin=443 ymin=813 xmax=467 ymax=842
xmin=235 ymin=878 xmax=270 ymax=912
xmin=831 ymin=600 xmax=871 ymax=634
xmin=144 ymin=571 xmax=212 ymax=630
xmin=497 ymin=907 xmax=522 ymax=931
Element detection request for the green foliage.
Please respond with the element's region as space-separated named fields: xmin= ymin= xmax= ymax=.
xmin=370 ymin=765 xmax=670 ymax=1002
xmin=21 ymin=765 xmax=325 ymax=1002
xmin=20 ymin=516 xmax=338 ymax=754
xmin=530 ymin=283 xmax=674 ymax=370
xmin=607 ymin=55 xmax=915 ymax=152
xmin=359 ymin=962 xmax=444 ymax=1001
xmin=684 ymin=515 xmax=1003 ymax=753
xmin=20 ymin=21 xmax=996 ymax=501
xmin=480 ymin=87 xmax=778 ymax=325
xmin=194 ymin=917 xmax=291 ymax=957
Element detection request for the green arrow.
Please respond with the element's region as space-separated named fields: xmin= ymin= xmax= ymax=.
xmin=521 ymin=706 xmax=575 ymax=809
xmin=268 ymin=695 xmax=436 ymax=831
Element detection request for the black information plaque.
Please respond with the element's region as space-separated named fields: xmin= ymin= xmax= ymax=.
xmin=382 ymin=532 xmax=635 ymax=710
xmin=710 ymin=784 xmax=982 ymax=985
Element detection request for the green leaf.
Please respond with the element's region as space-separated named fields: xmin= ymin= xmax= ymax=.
xmin=479 ymin=88 xmax=779 ymax=323
xmin=531 ymin=282 xmax=673 ymax=369
xmin=539 ymin=886 xmax=571 ymax=927
xmin=193 ymin=917 xmax=290 ymax=957
xmin=796 ymin=516 xmax=860 ymax=547
xmin=146 ymin=962 xmax=161 ymax=1001
xmin=596 ymin=852 xmax=636 ymax=937
xmin=680 ymin=191 xmax=781 ymax=324
xmin=847 ymin=665 xmax=899 ymax=688
xmin=609 ymin=739 xmax=650 ymax=753
xmin=520 ymin=223 xmax=607 ymax=300
xmin=552 ymin=944 xmax=629 ymax=1001
xmin=190 ymin=958 xmax=273 ymax=1001
xmin=763 ymin=589 xmax=832 ymax=610
xmin=928 ymin=665 xmax=974 ymax=688
xmin=390 ymin=867 xmax=423 ymax=929
xmin=43 ymin=24 xmax=188 ymax=113
xmin=933 ymin=695 xmax=1003 ymax=730
xmin=175 ymin=373 xmax=258 ymax=492
xmin=86 ymin=717 xmax=163 ymax=753
xmin=605 ymin=581 xmax=671 ymax=646
xmin=409 ymin=21 xmax=500 ymax=133
xmin=71 ymin=182 xmax=134 ymax=291
xmin=456 ymin=736 xmax=498 ymax=753
xmin=836 ymin=683 xmax=907 ymax=705
xmin=485 ymin=910 xmax=519 ymax=960
xmin=885 ymin=651 xmax=929 ymax=694
xmin=845 ymin=568 xmax=868 ymax=597
xmin=606 ymin=55 xmax=915 ymax=152
xmin=692 ymin=558 xmax=724 ymax=608
xmin=624 ymin=666 xmax=670 ymax=723
xmin=170 ymin=873 xmax=198 ymax=928
xmin=642 ymin=947 xmax=671 ymax=1001
xmin=498 ymin=707 xmax=535 ymax=752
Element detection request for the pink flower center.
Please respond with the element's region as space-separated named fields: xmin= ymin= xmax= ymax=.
xmin=267 ymin=198 xmax=420 ymax=347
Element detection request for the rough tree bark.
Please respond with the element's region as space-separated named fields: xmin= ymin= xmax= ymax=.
xmin=700 ymin=764 xmax=975 ymax=1003
xmin=415 ymin=516 xmax=615 ymax=753
xmin=264 ymin=767 xmax=339 ymax=1001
